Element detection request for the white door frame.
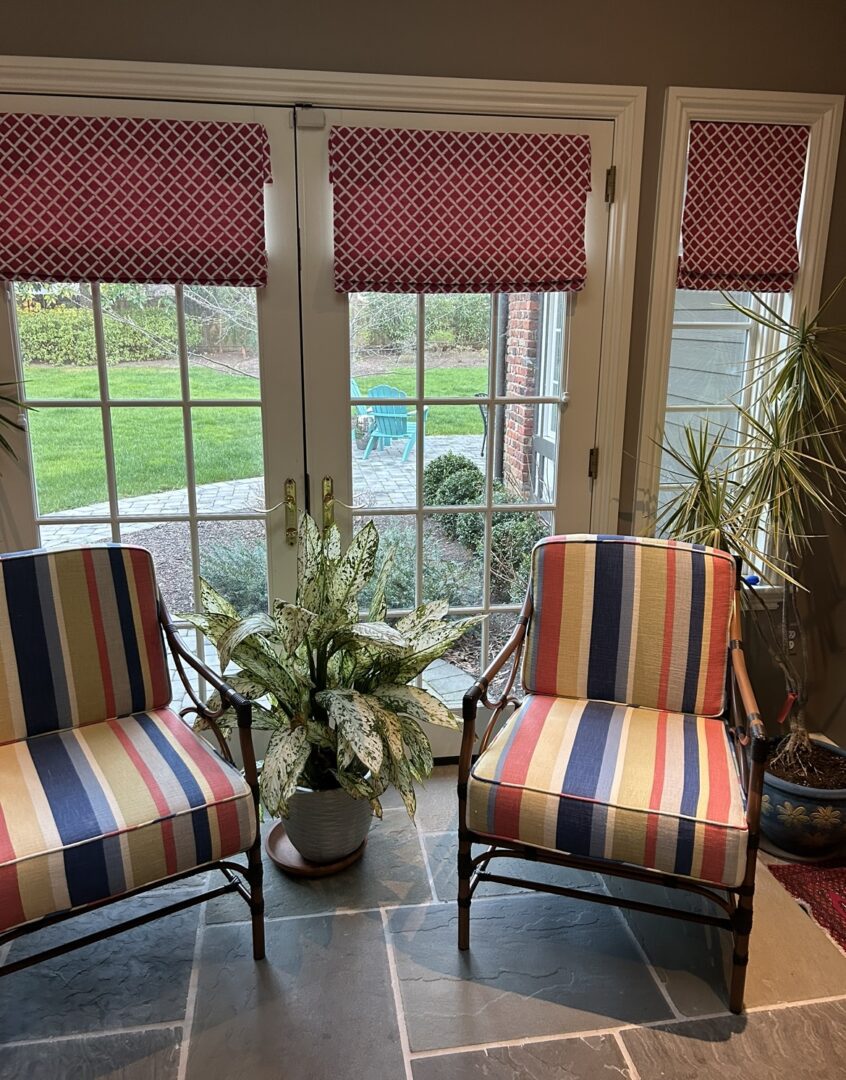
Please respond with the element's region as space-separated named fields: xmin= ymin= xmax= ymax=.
xmin=0 ymin=56 xmax=646 ymax=533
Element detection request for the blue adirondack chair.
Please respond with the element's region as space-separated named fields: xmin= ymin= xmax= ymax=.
xmin=361 ymin=384 xmax=428 ymax=463
xmin=350 ymin=378 xmax=373 ymax=446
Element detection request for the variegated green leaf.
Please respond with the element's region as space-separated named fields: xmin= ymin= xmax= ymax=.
xmin=193 ymin=704 xmax=237 ymax=741
xmin=199 ymin=578 xmax=238 ymax=617
xmin=396 ymin=599 xmax=449 ymax=638
xmin=217 ymin=612 xmax=275 ymax=670
xmin=334 ymin=768 xmax=376 ymax=806
xmin=175 ymin=611 xmax=238 ymax=648
xmin=272 ymin=601 xmax=317 ymax=656
xmin=297 ymin=511 xmax=323 ymax=610
xmin=372 ymin=683 xmax=460 ymax=730
xmin=323 ymin=523 xmax=342 ymax=561
xmin=259 ymin=726 xmax=311 ymax=817
xmin=329 ymin=521 xmax=379 ymax=611
xmin=315 ymin=688 xmax=383 ymax=775
xmin=368 ymin=547 xmax=395 ymax=622
xmin=399 ymin=716 xmax=434 ymax=782
xmin=341 ymin=621 xmax=408 ymax=652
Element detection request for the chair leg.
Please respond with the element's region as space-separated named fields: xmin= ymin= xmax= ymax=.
xmin=247 ymin=836 xmax=265 ymax=961
xmin=729 ymin=891 xmax=754 ymax=1014
xmin=457 ymin=835 xmax=471 ymax=951
xmin=362 ymin=432 xmax=376 ymax=459
xmin=401 ymin=435 xmax=413 ymax=463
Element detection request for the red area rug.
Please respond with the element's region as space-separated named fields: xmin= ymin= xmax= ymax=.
xmin=770 ymin=862 xmax=846 ymax=953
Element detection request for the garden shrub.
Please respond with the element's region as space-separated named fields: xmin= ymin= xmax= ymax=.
xmin=359 ymin=523 xmax=480 ymax=610
xmin=490 ymin=513 xmax=548 ymax=603
xmin=17 ymin=305 xmax=201 ymax=365
xmin=203 ymin=539 xmax=268 ymax=616
xmin=422 ymin=451 xmax=481 ymax=505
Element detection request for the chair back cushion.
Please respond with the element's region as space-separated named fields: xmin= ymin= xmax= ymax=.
xmin=0 ymin=545 xmax=171 ymax=744
xmin=522 ymin=535 xmax=736 ymax=717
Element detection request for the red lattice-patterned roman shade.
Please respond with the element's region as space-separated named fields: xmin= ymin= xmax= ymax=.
xmin=328 ymin=127 xmax=592 ymax=293
xmin=677 ymin=120 xmax=810 ymax=292
xmin=0 ymin=113 xmax=273 ymax=286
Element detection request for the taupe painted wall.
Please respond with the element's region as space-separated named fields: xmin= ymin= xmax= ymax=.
xmin=4 ymin=0 xmax=846 ymax=735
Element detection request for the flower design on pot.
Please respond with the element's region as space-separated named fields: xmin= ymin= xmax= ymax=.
xmin=776 ymin=801 xmax=810 ymax=828
xmin=761 ymin=793 xmax=772 ymax=813
xmin=810 ymin=805 xmax=843 ymax=829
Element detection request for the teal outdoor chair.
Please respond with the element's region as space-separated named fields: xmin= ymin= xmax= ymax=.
xmin=361 ymin=384 xmax=429 ymax=463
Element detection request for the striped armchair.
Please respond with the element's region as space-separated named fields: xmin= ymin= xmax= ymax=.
xmin=458 ymin=535 xmax=767 ymax=1014
xmin=0 ymin=545 xmax=264 ymax=976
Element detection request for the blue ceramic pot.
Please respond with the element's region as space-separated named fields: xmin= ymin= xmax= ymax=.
xmin=760 ymin=738 xmax=846 ymax=857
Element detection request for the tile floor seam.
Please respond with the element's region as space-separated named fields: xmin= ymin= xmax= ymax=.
xmin=379 ymin=907 xmax=414 ymax=1080
xmin=612 ymin=1030 xmax=643 ymax=1079
xmin=597 ymin=877 xmax=686 ymax=1022
xmin=415 ymin=826 xmax=440 ymax=904
xmin=175 ymin=906 xmax=207 ymax=1080
xmin=0 ymin=1020 xmax=182 ymax=1050
xmin=406 ymin=1024 xmax=635 ymax=1060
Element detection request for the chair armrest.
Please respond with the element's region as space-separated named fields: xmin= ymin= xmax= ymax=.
xmin=729 ymin=600 xmax=769 ymax=832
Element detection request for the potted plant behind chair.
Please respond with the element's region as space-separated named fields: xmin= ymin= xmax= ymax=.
xmin=180 ymin=513 xmax=482 ymax=868
xmin=656 ymin=280 xmax=846 ymax=858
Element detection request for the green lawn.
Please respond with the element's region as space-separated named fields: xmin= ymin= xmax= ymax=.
xmin=356 ymin=367 xmax=487 ymax=436
xmin=25 ymin=363 xmax=487 ymax=514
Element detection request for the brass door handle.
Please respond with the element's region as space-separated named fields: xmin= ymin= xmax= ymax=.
xmin=284 ymin=478 xmax=297 ymax=546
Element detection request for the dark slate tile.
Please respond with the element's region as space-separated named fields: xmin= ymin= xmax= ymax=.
xmin=185 ymin=911 xmax=405 ymax=1080
xmin=387 ymin=893 xmax=672 ymax=1052
xmin=423 ymin=830 xmax=605 ymax=903
xmin=205 ymin=809 xmax=432 ymax=923
xmin=0 ymin=894 xmax=200 ymax=1042
xmin=0 ymin=1027 xmax=181 ymax=1080
xmin=622 ymin=999 xmax=846 ymax=1080
xmin=411 ymin=1034 xmax=633 ymax=1079
xmin=605 ymin=862 xmax=846 ymax=1016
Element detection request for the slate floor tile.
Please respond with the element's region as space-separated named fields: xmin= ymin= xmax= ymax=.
xmin=0 ymin=1027 xmax=182 ymax=1080
xmin=387 ymin=893 xmax=672 ymax=1052
xmin=205 ymin=808 xmax=433 ymax=923
xmin=0 ymin=895 xmax=200 ymax=1043
xmin=411 ymin=1033 xmax=633 ymax=1079
xmin=621 ymin=999 xmax=846 ymax=1080
xmin=185 ymin=911 xmax=404 ymax=1080
xmin=605 ymin=862 xmax=846 ymax=1016
xmin=423 ymin=830 xmax=604 ymax=902
xmin=383 ymin=764 xmax=458 ymax=833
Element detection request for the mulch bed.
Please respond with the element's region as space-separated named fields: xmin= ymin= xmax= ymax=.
xmin=770 ymin=862 xmax=846 ymax=953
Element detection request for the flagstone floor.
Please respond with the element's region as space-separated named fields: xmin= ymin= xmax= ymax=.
xmin=2 ymin=767 xmax=846 ymax=1080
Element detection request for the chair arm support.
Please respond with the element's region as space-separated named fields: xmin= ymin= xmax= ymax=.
xmin=729 ymin=605 xmax=766 ymax=745
xmin=729 ymin=599 xmax=768 ymax=834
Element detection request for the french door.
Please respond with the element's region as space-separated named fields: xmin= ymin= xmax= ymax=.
xmin=296 ymin=107 xmax=613 ymax=745
xmin=0 ymin=96 xmax=615 ymax=731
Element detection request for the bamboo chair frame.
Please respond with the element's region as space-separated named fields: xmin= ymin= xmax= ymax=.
xmin=0 ymin=598 xmax=264 ymax=977
xmin=457 ymin=563 xmax=767 ymax=1014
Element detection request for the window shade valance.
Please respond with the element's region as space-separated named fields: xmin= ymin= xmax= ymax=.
xmin=677 ymin=120 xmax=810 ymax=293
xmin=328 ymin=126 xmax=592 ymax=294
xmin=0 ymin=113 xmax=273 ymax=286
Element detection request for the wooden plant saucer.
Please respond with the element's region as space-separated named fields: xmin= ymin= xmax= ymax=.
xmin=264 ymin=821 xmax=367 ymax=878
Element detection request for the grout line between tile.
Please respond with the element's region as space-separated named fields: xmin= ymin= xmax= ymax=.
xmin=175 ymin=904 xmax=207 ymax=1080
xmin=380 ymin=908 xmax=414 ymax=1080
xmin=613 ymin=1030 xmax=643 ymax=1079
xmin=1 ymin=1020 xmax=181 ymax=1050
xmin=415 ymin=827 xmax=440 ymax=904
xmin=597 ymin=877 xmax=686 ymax=1022
xmin=408 ymin=1024 xmax=634 ymax=1060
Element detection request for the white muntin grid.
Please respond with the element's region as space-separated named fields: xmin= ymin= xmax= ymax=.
xmin=350 ymin=292 xmax=567 ymax=676
xmin=13 ymin=280 xmax=268 ymax=672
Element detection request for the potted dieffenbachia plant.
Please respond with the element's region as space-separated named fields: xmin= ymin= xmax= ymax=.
xmin=180 ymin=514 xmax=482 ymax=863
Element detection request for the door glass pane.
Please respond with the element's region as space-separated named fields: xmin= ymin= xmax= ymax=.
xmin=674 ymin=290 xmax=750 ymax=322
xmin=423 ymin=294 xmax=491 ymax=398
xmin=667 ymin=327 xmax=748 ymax=407
xmin=16 ymin=283 xmax=100 ymax=400
xmin=487 ymin=610 xmax=525 ymax=700
xmin=490 ymin=510 xmax=549 ymax=605
xmin=421 ymin=405 xmax=487 ymax=507
xmin=353 ymin=399 xmax=420 ymax=510
xmin=494 ymin=403 xmax=558 ymax=505
xmin=29 ymin=407 xmax=107 ymax=515
xmin=101 ymin=283 xmax=181 ymax=399
xmin=192 ymin=406 xmax=265 ymax=512
xmin=126 ymin=520 xmax=195 ymax=614
xmin=38 ymin=521 xmax=113 ymax=550
xmin=423 ymin=617 xmax=480 ymax=708
xmin=349 ymin=293 xmax=417 ymax=390
xmin=111 ymin=406 xmax=188 ymax=514
xmin=185 ymin=286 xmax=261 ymax=399
xmin=354 ymin=513 xmax=417 ymax=612
xmin=199 ymin=519 xmax=268 ymax=616
xmin=422 ymin=514 xmax=483 ymax=607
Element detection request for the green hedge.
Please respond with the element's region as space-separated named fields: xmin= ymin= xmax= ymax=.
xmin=18 ymin=306 xmax=202 ymax=366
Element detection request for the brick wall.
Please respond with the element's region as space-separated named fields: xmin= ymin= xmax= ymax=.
xmin=503 ymin=293 xmax=540 ymax=495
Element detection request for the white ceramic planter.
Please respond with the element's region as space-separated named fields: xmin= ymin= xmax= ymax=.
xmin=282 ymin=785 xmax=373 ymax=864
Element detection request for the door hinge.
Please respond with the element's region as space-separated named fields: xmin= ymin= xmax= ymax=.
xmin=605 ymin=165 xmax=617 ymax=204
xmin=292 ymin=105 xmax=327 ymax=130
xmin=588 ymin=446 xmax=600 ymax=480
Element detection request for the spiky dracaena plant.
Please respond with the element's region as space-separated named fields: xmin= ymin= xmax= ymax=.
xmin=657 ymin=281 xmax=846 ymax=774
xmin=179 ymin=514 xmax=483 ymax=820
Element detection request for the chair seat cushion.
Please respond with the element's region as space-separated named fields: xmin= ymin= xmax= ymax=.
xmin=0 ymin=708 xmax=256 ymax=932
xmin=468 ymin=695 xmax=748 ymax=888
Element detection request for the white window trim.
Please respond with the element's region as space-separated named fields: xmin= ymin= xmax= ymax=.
xmin=634 ymin=86 xmax=843 ymax=535
xmin=0 ymin=54 xmax=647 ymax=534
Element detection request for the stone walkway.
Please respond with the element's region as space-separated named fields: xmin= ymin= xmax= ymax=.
xmin=40 ymin=435 xmax=484 ymax=546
